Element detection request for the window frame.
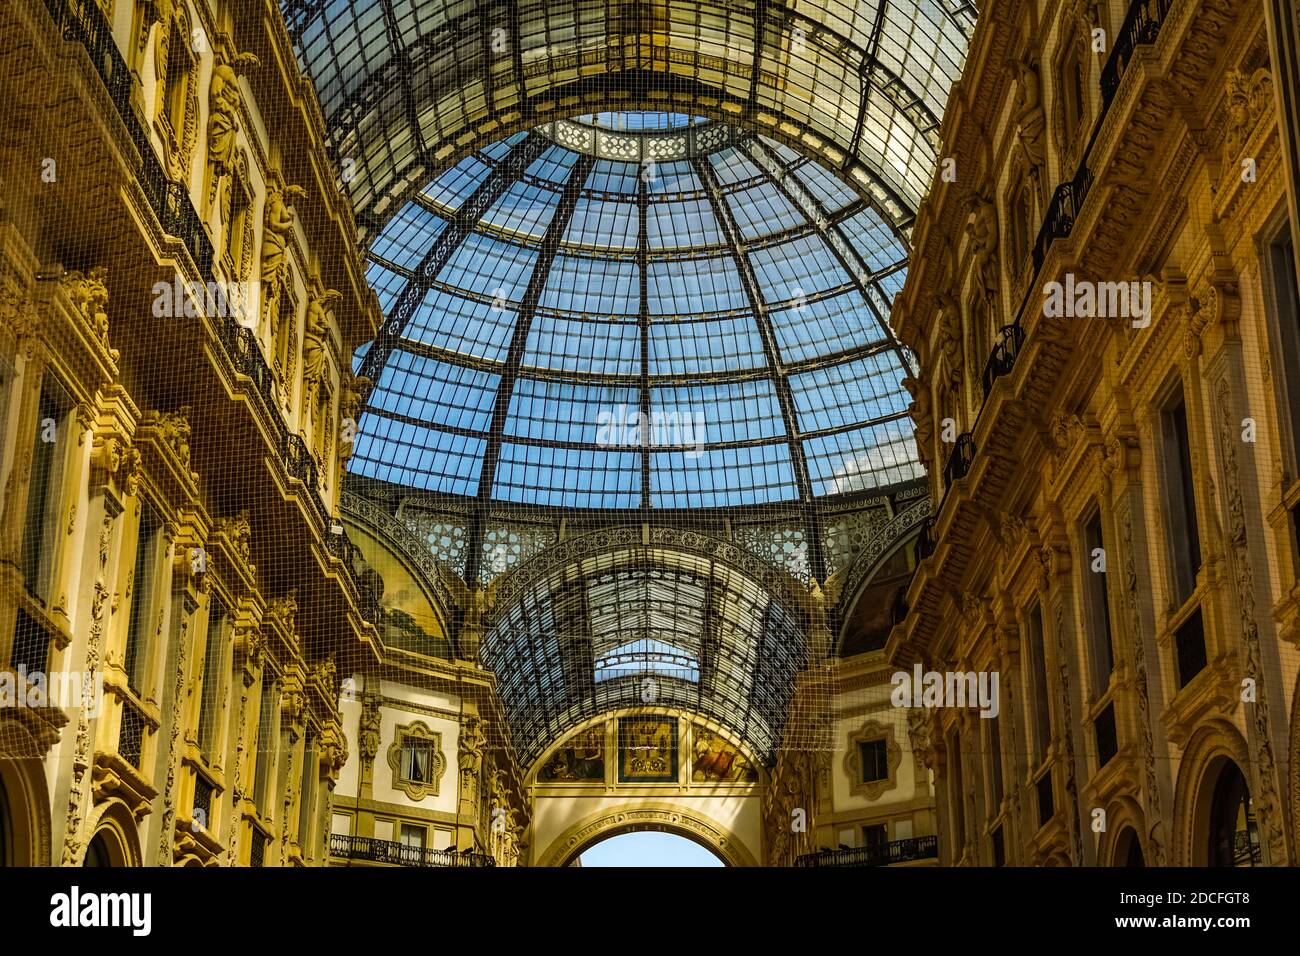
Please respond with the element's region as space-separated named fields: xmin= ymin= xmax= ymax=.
xmin=1156 ymin=378 xmax=1203 ymax=609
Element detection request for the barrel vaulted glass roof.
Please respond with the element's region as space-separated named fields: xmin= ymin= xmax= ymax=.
xmin=350 ymin=121 xmax=922 ymax=510
xmin=280 ymin=0 xmax=977 ymax=236
xmin=481 ymin=547 xmax=809 ymax=767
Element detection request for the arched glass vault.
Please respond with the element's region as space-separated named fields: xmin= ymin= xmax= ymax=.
xmin=348 ymin=118 xmax=927 ymax=584
xmin=481 ymin=544 xmax=809 ymax=768
xmin=280 ymin=0 xmax=977 ymax=237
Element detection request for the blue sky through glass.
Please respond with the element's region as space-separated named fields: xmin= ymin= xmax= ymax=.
xmin=352 ymin=115 xmax=921 ymax=508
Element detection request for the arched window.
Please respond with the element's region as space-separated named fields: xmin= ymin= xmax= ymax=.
xmin=82 ymin=832 xmax=115 ymax=867
xmin=1208 ymin=761 xmax=1259 ymax=866
xmin=1060 ymin=42 xmax=1088 ymax=148
xmin=594 ymin=638 xmax=700 ymax=683
xmin=1113 ymin=826 xmax=1144 ymax=867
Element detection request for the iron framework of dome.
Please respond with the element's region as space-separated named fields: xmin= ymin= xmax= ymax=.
xmin=280 ymin=0 xmax=978 ymax=236
xmin=351 ymin=123 xmax=921 ymax=516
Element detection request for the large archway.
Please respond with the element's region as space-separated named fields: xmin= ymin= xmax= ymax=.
xmin=0 ymin=721 xmax=54 ymax=867
xmin=535 ymin=802 xmax=760 ymax=867
xmin=1172 ymin=722 xmax=1260 ymax=867
xmin=79 ymin=801 xmax=143 ymax=868
xmin=577 ymin=829 xmax=726 ymax=867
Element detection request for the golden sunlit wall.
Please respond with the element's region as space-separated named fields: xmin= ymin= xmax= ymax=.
xmin=0 ymin=0 xmax=380 ymax=866
xmin=892 ymin=0 xmax=1300 ymax=866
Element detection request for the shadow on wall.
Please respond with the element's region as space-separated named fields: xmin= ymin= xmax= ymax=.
xmin=840 ymin=544 xmax=914 ymax=657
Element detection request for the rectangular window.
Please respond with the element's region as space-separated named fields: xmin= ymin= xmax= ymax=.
xmin=1083 ymin=508 xmax=1115 ymax=690
xmin=298 ymin=732 xmax=317 ymax=849
xmin=0 ymin=351 xmax=15 ymax=469
xmin=987 ymin=714 xmax=1004 ymax=809
xmin=21 ymin=375 xmax=74 ymax=603
xmin=1036 ymin=769 xmax=1055 ymax=830
xmin=401 ymin=736 xmax=437 ymax=784
xmin=1026 ymin=603 xmax=1052 ymax=765
xmin=1095 ymin=702 xmax=1118 ymax=768
xmin=1267 ymin=226 xmax=1300 ymax=468
xmin=123 ymin=500 xmax=163 ymax=696
xmin=991 ymin=826 xmax=1005 ymax=867
xmin=949 ymin=730 xmax=965 ymax=851
xmin=163 ymin=26 xmax=193 ymax=141
xmin=197 ymin=598 xmax=227 ymax=759
xmin=1174 ymin=607 xmax=1208 ymax=688
xmin=12 ymin=608 xmax=50 ymax=675
xmin=399 ymin=823 xmax=427 ymax=850
xmin=252 ymin=678 xmax=278 ymax=813
xmin=1161 ymin=387 xmax=1202 ymax=604
xmin=858 ymin=739 xmax=888 ymax=783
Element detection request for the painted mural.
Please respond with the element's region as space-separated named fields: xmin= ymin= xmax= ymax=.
xmin=348 ymin=524 xmax=453 ymax=659
xmin=538 ymin=727 xmax=606 ymax=781
xmin=691 ymin=724 xmax=758 ymax=783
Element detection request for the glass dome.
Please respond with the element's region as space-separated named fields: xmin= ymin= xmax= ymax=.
xmin=350 ymin=115 xmax=920 ymax=510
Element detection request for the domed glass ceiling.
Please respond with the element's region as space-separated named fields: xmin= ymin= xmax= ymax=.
xmin=281 ymin=0 xmax=978 ymax=237
xmin=350 ymin=117 xmax=920 ymax=510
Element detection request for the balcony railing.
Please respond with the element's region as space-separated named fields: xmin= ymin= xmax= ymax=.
xmin=956 ymin=0 xmax=1175 ymax=521
xmin=795 ymin=835 xmax=939 ymax=868
xmin=330 ymin=834 xmax=496 ymax=868
xmin=37 ymin=0 xmax=394 ymax=633
xmin=1101 ymin=0 xmax=1176 ymax=104
xmin=941 ymin=433 xmax=975 ymax=492
xmin=916 ymin=516 xmax=936 ymax=561
xmin=980 ymin=322 xmax=1026 ymax=398
xmin=40 ymin=0 xmax=338 ymax=521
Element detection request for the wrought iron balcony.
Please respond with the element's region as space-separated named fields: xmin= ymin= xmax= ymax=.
xmin=40 ymin=0 xmax=337 ymax=526
xmin=43 ymin=0 xmax=215 ymax=276
xmin=1030 ymin=0 xmax=1169 ymax=278
xmin=980 ymin=322 xmax=1026 ymax=398
xmin=330 ymin=834 xmax=496 ymax=868
xmin=1101 ymin=0 xmax=1175 ymax=105
xmin=916 ymin=516 xmax=936 ymax=561
xmin=941 ymin=433 xmax=975 ymax=492
xmin=795 ymin=835 xmax=939 ymax=868
xmin=1031 ymin=162 xmax=1095 ymax=274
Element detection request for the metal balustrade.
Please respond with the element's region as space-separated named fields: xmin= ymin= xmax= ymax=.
xmin=980 ymin=322 xmax=1026 ymax=398
xmin=795 ymin=835 xmax=939 ymax=867
xmin=329 ymin=834 xmax=496 ymax=868
xmin=1102 ymin=0 xmax=1176 ymax=103
xmin=941 ymin=433 xmax=975 ymax=492
xmin=37 ymin=0 xmax=384 ymax=627
xmin=967 ymin=0 xmax=1175 ymax=495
